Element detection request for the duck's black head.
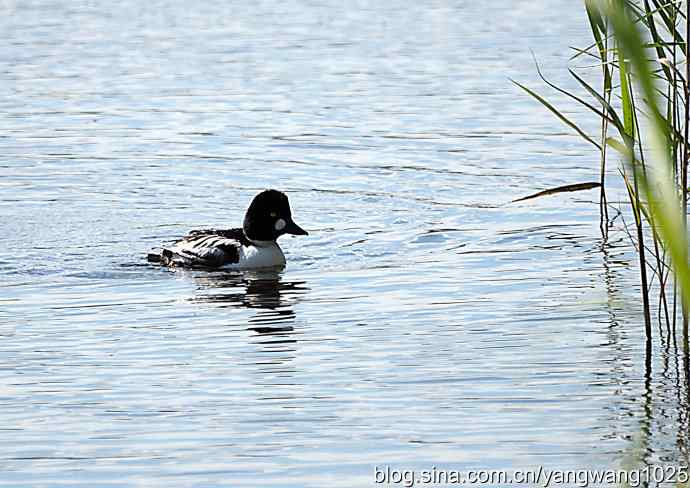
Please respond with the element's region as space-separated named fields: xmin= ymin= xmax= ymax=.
xmin=243 ymin=189 xmax=308 ymax=242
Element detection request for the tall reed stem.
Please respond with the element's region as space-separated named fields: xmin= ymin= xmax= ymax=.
xmin=682 ymin=0 xmax=690 ymax=345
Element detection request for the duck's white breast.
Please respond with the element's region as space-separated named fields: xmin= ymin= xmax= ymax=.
xmin=224 ymin=242 xmax=286 ymax=269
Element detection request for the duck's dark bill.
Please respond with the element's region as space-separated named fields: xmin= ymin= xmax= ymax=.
xmin=285 ymin=219 xmax=308 ymax=236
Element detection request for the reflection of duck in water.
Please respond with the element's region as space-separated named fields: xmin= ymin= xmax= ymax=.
xmin=190 ymin=270 xmax=309 ymax=334
xmin=147 ymin=190 xmax=308 ymax=269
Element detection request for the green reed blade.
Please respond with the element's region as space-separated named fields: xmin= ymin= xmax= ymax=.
xmin=510 ymin=79 xmax=601 ymax=149
xmin=511 ymin=182 xmax=602 ymax=203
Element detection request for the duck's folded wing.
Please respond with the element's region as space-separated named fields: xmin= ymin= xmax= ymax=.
xmin=188 ymin=228 xmax=251 ymax=246
xmin=155 ymin=233 xmax=242 ymax=268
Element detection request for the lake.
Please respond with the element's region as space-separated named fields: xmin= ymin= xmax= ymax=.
xmin=1 ymin=0 xmax=687 ymax=486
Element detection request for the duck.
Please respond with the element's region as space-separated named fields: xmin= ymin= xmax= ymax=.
xmin=147 ymin=189 xmax=308 ymax=269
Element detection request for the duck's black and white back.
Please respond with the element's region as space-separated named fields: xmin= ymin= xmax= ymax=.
xmin=148 ymin=190 xmax=308 ymax=270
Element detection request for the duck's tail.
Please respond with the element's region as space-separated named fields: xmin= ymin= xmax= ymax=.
xmin=146 ymin=252 xmax=161 ymax=263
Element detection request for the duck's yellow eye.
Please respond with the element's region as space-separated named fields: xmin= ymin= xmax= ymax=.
xmin=270 ymin=211 xmax=277 ymax=218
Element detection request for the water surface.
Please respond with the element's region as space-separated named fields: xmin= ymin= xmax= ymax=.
xmin=1 ymin=1 xmax=686 ymax=486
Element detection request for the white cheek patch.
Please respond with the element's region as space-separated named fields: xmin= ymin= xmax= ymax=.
xmin=274 ymin=218 xmax=286 ymax=231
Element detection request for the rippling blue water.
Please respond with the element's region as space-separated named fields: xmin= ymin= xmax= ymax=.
xmin=1 ymin=1 xmax=687 ymax=486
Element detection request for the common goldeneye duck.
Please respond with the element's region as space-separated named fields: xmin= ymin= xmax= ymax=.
xmin=147 ymin=189 xmax=308 ymax=269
